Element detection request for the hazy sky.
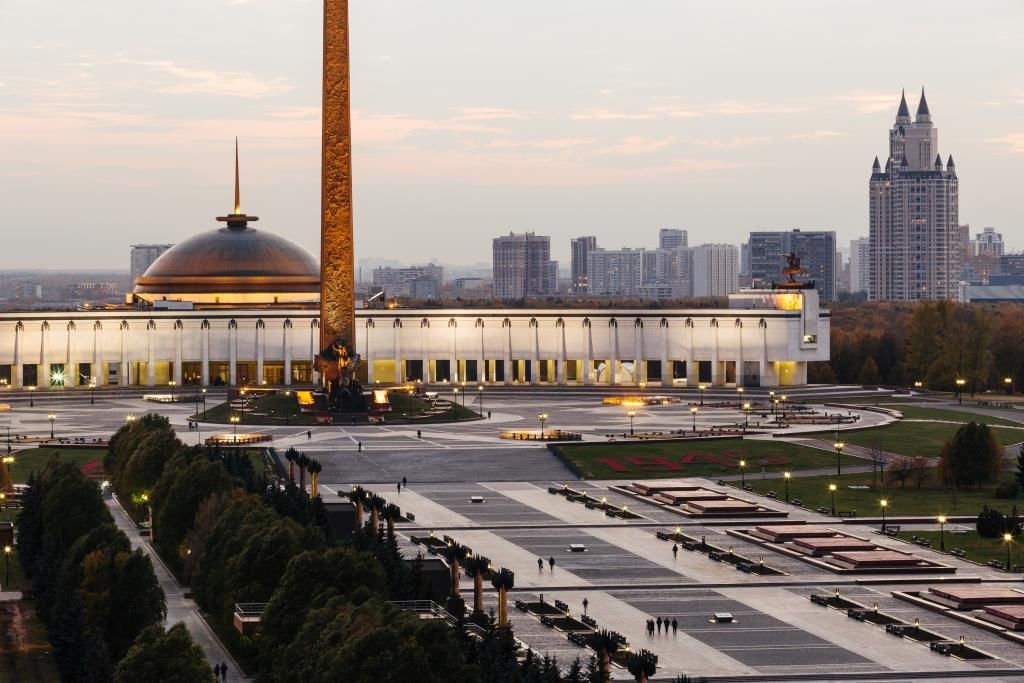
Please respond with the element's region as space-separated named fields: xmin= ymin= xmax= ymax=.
xmin=1 ymin=0 xmax=1022 ymax=270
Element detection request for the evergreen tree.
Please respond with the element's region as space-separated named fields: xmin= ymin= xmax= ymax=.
xmin=114 ymin=623 xmax=215 ymax=683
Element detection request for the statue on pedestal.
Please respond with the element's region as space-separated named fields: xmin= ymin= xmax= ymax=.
xmin=315 ymin=337 xmax=365 ymax=412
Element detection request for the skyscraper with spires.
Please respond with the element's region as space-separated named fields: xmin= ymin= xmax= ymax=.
xmin=869 ymin=89 xmax=960 ymax=301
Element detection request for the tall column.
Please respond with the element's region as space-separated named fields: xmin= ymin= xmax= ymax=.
xmin=475 ymin=320 xmax=485 ymax=384
xmin=502 ymin=320 xmax=512 ymax=386
xmin=65 ymin=322 xmax=74 ymax=388
xmin=283 ymin=320 xmax=293 ymax=386
xmin=92 ymin=322 xmax=103 ymax=386
xmin=229 ymin=320 xmax=238 ymax=386
xmin=660 ymin=319 xmax=671 ymax=385
xmin=711 ymin=320 xmax=723 ymax=387
xmin=13 ymin=322 xmax=23 ymax=388
xmin=420 ymin=320 xmax=430 ymax=384
xmin=365 ymin=321 xmax=375 ymax=384
xmin=39 ymin=322 xmax=49 ymax=388
xmin=633 ymin=319 xmax=643 ymax=385
xmin=256 ymin=320 xmax=265 ymax=384
xmin=608 ymin=320 xmax=619 ymax=386
xmin=583 ymin=320 xmax=594 ymax=385
xmin=759 ymin=319 xmax=772 ymax=387
xmin=146 ymin=321 xmax=156 ymax=387
xmin=393 ymin=321 xmax=403 ymax=384
xmin=556 ymin=320 xmax=566 ymax=385
xmin=320 ymin=0 xmax=356 ymax=355
xmin=735 ymin=320 xmax=744 ymax=388
xmin=686 ymin=320 xmax=698 ymax=386
xmin=120 ymin=321 xmax=130 ymax=386
xmin=201 ymin=321 xmax=210 ymax=387
xmin=529 ymin=319 xmax=539 ymax=385
xmin=448 ymin=320 xmax=457 ymax=383
xmin=174 ymin=321 xmax=184 ymax=386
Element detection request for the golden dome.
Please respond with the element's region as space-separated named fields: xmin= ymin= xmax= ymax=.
xmin=133 ymin=224 xmax=320 ymax=305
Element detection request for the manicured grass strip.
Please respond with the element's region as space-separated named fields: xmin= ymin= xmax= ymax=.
xmin=742 ymin=471 xmax=1020 ymax=517
xmin=838 ymin=422 xmax=1022 ymax=459
xmin=895 ymin=529 xmax=1024 ymax=568
xmin=8 ymin=448 xmax=104 ymax=484
xmin=552 ymin=438 xmax=862 ymax=480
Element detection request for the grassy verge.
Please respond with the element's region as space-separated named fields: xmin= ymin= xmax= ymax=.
xmin=7 ymin=448 xmax=105 ymax=484
xmin=552 ymin=438 xmax=862 ymax=480
xmin=0 ymin=599 xmax=60 ymax=682
xmin=197 ymin=391 xmax=479 ymax=425
xmin=740 ymin=471 xmax=1021 ymax=517
xmin=891 ymin=405 xmax=1024 ymax=426
xmin=895 ymin=529 xmax=1024 ymax=568
xmin=838 ymin=421 xmax=1023 ymax=459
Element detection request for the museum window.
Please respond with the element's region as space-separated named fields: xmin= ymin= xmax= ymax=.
xmin=23 ymin=364 xmax=38 ymax=387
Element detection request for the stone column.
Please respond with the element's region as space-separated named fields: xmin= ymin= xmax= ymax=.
xmin=583 ymin=320 xmax=594 ymax=385
xmin=420 ymin=320 xmax=430 ymax=384
xmin=120 ymin=321 xmax=130 ymax=386
xmin=686 ymin=319 xmax=698 ymax=386
xmin=228 ymin=320 xmax=238 ymax=386
xmin=633 ymin=319 xmax=643 ymax=385
xmin=39 ymin=321 xmax=49 ymax=388
xmin=13 ymin=322 xmax=23 ymax=388
xmin=711 ymin=320 xmax=722 ymax=386
xmin=735 ymin=319 xmax=744 ymax=388
xmin=660 ymin=319 xmax=671 ymax=385
xmin=448 ymin=319 xmax=457 ymax=383
xmin=393 ymin=320 xmax=403 ymax=384
xmin=320 ymin=0 xmax=356 ymax=355
xmin=283 ymin=320 xmax=293 ymax=386
xmin=365 ymin=320 xmax=375 ymax=385
xmin=174 ymin=320 xmax=184 ymax=386
xmin=556 ymin=319 xmax=567 ymax=385
xmin=146 ymin=320 xmax=156 ymax=387
xmin=608 ymin=319 xmax=619 ymax=386
xmin=529 ymin=319 xmax=539 ymax=385
xmin=65 ymin=322 xmax=75 ymax=388
xmin=502 ymin=319 xmax=512 ymax=386
xmin=256 ymin=319 xmax=265 ymax=385
xmin=475 ymin=320 xmax=485 ymax=384
xmin=201 ymin=321 xmax=210 ymax=387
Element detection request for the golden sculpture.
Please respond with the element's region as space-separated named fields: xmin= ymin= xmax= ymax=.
xmin=320 ymin=0 xmax=356 ymax=355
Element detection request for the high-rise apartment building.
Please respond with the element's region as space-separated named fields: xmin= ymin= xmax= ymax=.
xmin=691 ymin=244 xmax=739 ymax=298
xmin=869 ymin=90 xmax=960 ymax=301
xmin=658 ymin=228 xmax=687 ymax=250
xmin=587 ymin=248 xmax=644 ymax=297
xmin=130 ymin=244 xmax=174 ymax=284
xmin=372 ymin=264 xmax=444 ymax=299
xmin=570 ymin=236 xmax=598 ymax=293
xmin=492 ymin=232 xmax=558 ymax=299
xmin=849 ymin=237 xmax=870 ymax=294
xmin=976 ymin=227 xmax=1004 ymax=257
xmin=748 ymin=230 xmax=837 ymax=300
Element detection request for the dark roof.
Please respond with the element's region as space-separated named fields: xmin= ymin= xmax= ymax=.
xmin=916 ymin=88 xmax=930 ymax=117
xmin=872 ymin=156 xmax=881 ymax=170
xmin=897 ymin=89 xmax=910 ymax=118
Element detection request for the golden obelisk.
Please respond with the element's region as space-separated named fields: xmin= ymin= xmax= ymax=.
xmin=320 ymin=0 xmax=355 ymax=354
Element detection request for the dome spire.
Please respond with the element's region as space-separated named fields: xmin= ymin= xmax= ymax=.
xmin=896 ymin=89 xmax=911 ymax=122
xmin=217 ymin=138 xmax=259 ymax=229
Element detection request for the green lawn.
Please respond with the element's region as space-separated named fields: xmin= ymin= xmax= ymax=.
xmin=8 ymin=448 xmax=105 ymax=484
xmin=891 ymin=405 xmax=1023 ymax=426
xmin=896 ymin=529 xmax=1024 ymax=568
xmin=741 ymin=471 xmax=1021 ymax=517
xmin=0 ymin=599 xmax=60 ymax=682
xmin=839 ymin=421 xmax=1023 ymax=459
xmin=197 ymin=390 xmax=479 ymax=425
xmin=553 ymin=438 xmax=862 ymax=480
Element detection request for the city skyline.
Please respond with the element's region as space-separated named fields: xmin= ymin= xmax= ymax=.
xmin=1 ymin=1 xmax=1022 ymax=269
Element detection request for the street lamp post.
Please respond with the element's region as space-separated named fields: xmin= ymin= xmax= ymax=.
xmin=478 ymin=385 xmax=484 ymax=416
xmin=955 ymin=378 xmax=966 ymax=405
xmin=769 ymin=390 xmax=776 ymax=414
xmin=938 ymin=515 xmax=947 ymax=551
xmin=201 ymin=388 xmax=207 ymax=419
xmin=1005 ymin=533 xmax=1014 ymax=571
xmin=639 ymin=381 xmax=646 ymax=400
xmin=780 ymin=394 xmax=788 ymax=415
xmin=742 ymin=402 xmax=751 ymax=433
xmin=627 ymin=410 xmax=636 ymax=436
xmin=460 ymin=381 xmax=466 ymax=406
xmin=230 ymin=415 xmax=240 ymax=443
xmin=913 ymin=380 xmax=923 ymax=391
xmin=690 ymin=405 xmax=698 ymax=433
xmin=169 ymin=380 xmax=176 ymax=400
xmin=28 ymin=386 xmax=35 ymax=408
xmin=880 ymin=498 xmax=888 ymax=533
xmin=538 ymin=412 xmax=548 ymax=438
xmin=453 ymin=387 xmax=459 ymax=407
xmin=698 ymin=384 xmax=706 ymax=406
xmin=47 ymin=412 xmax=56 ymax=439
xmin=1006 ymin=377 xmax=1014 ymax=395
xmin=783 ymin=471 xmax=791 ymax=503
xmin=829 ymin=483 xmax=837 ymax=515
xmin=739 ymin=459 xmax=747 ymax=488
xmin=3 ymin=544 xmax=10 ymax=588
xmin=834 ymin=440 xmax=845 ymax=476
xmin=284 ymin=390 xmax=292 ymax=424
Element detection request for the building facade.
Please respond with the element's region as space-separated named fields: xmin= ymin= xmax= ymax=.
xmin=492 ymin=232 xmax=558 ymax=299
xmin=130 ymin=244 xmax=174 ymax=284
xmin=691 ymin=244 xmax=739 ymax=298
xmin=658 ymin=229 xmax=687 ymax=250
xmin=570 ymin=236 xmax=598 ymax=293
xmin=869 ymin=90 xmax=960 ymax=301
xmin=849 ymin=237 xmax=870 ymax=294
xmin=0 ymin=290 xmax=828 ymax=390
xmin=748 ymin=230 xmax=836 ymax=300
xmin=372 ymin=265 xmax=444 ymax=299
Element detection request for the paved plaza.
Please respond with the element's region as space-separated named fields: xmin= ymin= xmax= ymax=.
xmin=7 ymin=387 xmax=1024 ymax=681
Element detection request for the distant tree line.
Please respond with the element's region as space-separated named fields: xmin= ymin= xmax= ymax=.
xmin=810 ymin=300 xmax=1024 ymax=392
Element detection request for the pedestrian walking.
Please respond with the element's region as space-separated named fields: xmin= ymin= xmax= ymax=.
xmin=672 ymin=618 xmax=678 ymax=633
xmin=656 ymin=616 xmax=662 ymax=633
xmin=402 ymin=476 xmax=407 ymax=488
xmin=213 ymin=664 xmax=221 ymax=679
xmin=307 ymin=430 xmax=312 ymax=440
xmin=220 ymin=662 xmax=228 ymax=681
xmin=672 ymin=543 xmax=679 ymax=559
xmin=358 ymin=441 xmax=362 ymax=452
xmin=487 ymin=411 xmax=492 ymax=419
xmin=548 ymin=556 xmax=555 ymax=572
xmin=537 ymin=557 xmax=544 ymax=571
xmin=352 ymin=416 xmax=357 ymax=426
xmin=417 ymin=429 xmax=422 ymax=439
xmin=397 ymin=482 xmax=401 ymax=495
xmin=646 ymin=619 xmax=654 ymax=635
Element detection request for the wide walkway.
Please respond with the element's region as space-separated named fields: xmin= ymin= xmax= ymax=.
xmin=106 ymin=497 xmax=247 ymax=681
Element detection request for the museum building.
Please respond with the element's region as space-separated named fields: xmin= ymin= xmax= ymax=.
xmin=0 ymin=203 xmax=829 ymax=390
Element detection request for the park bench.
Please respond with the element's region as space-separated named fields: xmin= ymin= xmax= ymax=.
xmin=816 ymin=506 xmax=829 ymax=515
xmin=951 ymin=548 xmax=966 ymax=558
xmin=838 ymin=510 xmax=857 ymax=518
xmin=765 ymin=491 xmax=778 ymax=499
xmin=791 ymin=498 xmax=802 ymax=506
xmin=884 ymin=526 xmax=900 ymax=536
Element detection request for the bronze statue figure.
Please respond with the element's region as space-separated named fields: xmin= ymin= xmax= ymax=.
xmin=315 ymin=337 xmax=365 ymax=412
xmin=783 ymin=252 xmax=805 ymax=284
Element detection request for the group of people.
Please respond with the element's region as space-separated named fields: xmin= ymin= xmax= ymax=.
xmin=646 ymin=617 xmax=678 ymax=635
xmin=537 ymin=557 xmax=556 ymax=572
xmin=396 ymin=477 xmax=408 ymax=494
xmin=212 ymin=662 xmax=229 ymax=680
